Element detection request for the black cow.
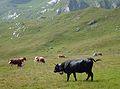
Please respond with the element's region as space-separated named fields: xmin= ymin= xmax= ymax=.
xmin=54 ymin=58 xmax=101 ymax=81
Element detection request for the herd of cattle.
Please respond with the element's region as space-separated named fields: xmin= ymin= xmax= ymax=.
xmin=8 ymin=54 xmax=68 ymax=67
xmin=8 ymin=52 xmax=102 ymax=81
xmin=8 ymin=56 xmax=45 ymax=67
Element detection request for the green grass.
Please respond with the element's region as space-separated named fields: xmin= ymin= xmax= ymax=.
xmin=0 ymin=55 xmax=120 ymax=89
xmin=0 ymin=8 xmax=120 ymax=89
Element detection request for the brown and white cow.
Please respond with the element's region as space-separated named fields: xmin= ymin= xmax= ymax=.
xmin=8 ymin=57 xmax=27 ymax=67
xmin=34 ymin=56 xmax=45 ymax=63
xmin=93 ymin=52 xmax=102 ymax=56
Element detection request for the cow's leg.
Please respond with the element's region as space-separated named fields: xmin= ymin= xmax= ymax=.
xmin=67 ymin=73 xmax=71 ymax=81
xmin=90 ymin=72 xmax=93 ymax=81
xmin=86 ymin=72 xmax=93 ymax=81
xmin=17 ymin=64 xmax=22 ymax=67
xmin=86 ymin=73 xmax=91 ymax=80
xmin=9 ymin=64 xmax=13 ymax=69
xmin=17 ymin=64 xmax=20 ymax=67
xmin=10 ymin=64 xmax=13 ymax=67
xmin=73 ymin=72 xmax=77 ymax=81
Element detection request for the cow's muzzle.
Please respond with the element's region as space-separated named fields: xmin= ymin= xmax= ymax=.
xmin=59 ymin=71 xmax=63 ymax=75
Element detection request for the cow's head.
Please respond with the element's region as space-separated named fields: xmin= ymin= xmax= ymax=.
xmin=22 ymin=57 xmax=27 ymax=62
xmin=8 ymin=60 xmax=13 ymax=64
xmin=23 ymin=57 xmax=27 ymax=61
xmin=54 ymin=64 xmax=63 ymax=75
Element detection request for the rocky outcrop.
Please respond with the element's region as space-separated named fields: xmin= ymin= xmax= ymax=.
xmin=56 ymin=0 xmax=120 ymax=15
xmin=1 ymin=0 xmax=120 ymax=21
xmin=67 ymin=0 xmax=89 ymax=11
xmin=67 ymin=0 xmax=79 ymax=11
xmin=99 ymin=0 xmax=112 ymax=9
xmin=78 ymin=1 xmax=89 ymax=9
xmin=96 ymin=0 xmax=120 ymax=9
xmin=112 ymin=1 xmax=120 ymax=8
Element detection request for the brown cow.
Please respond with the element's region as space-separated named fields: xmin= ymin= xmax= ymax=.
xmin=34 ymin=56 xmax=45 ymax=63
xmin=8 ymin=57 xmax=27 ymax=67
xmin=58 ymin=55 xmax=66 ymax=58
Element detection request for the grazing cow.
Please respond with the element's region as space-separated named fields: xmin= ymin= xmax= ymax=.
xmin=34 ymin=56 xmax=45 ymax=63
xmin=8 ymin=57 xmax=27 ymax=67
xmin=54 ymin=58 xmax=101 ymax=81
xmin=93 ymin=52 xmax=102 ymax=56
xmin=58 ymin=55 xmax=66 ymax=58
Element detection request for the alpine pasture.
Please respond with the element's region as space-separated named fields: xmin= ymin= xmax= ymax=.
xmin=0 ymin=8 xmax=120 ymax=89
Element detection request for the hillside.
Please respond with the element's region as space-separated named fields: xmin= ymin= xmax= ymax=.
xmin=0 ymin=8 xmax=120 ymax=59
xmin=0 ymin=7 xmax=120 ymax=89
xmin=0 ymin=0 xmax=120 ymax=21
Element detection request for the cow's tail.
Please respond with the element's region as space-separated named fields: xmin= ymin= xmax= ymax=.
xmin=88 ymin=58 xmax=102 ymax=62
xmin=95 ymin=59 xmax=102 ymax=62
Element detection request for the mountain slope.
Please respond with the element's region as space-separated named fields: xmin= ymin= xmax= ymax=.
xmin=0 ymin=0 xmax=120 ymax=21
xmin=0 ymin=8 xmax=120 ymax=59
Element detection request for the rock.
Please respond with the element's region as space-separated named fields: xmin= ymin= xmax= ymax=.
xmin=88 ymin=20 xmax=97 ymax=25
xmin=75 ymin=27 xmax=80 ymax=32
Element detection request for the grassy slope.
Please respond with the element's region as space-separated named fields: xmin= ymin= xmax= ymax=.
xmin=0 ymin=8 xmax=120 ymax=89
xmin=1 ymin=8 xmax=120 ymax=58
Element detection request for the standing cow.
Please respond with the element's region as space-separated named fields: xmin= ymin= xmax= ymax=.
xmin=54 ymin=58 xmax=101 ymax=81
xmin=34 ymin=56 xmax=45 ymax=63
xmin=8 ymin=57 xmax=27 ymax=67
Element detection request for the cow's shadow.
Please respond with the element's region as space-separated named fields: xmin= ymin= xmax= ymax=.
xmin=64 ymin=79 xmax=102 ymax=83
xmin=82 ymin=80 xmax=102 ymax=82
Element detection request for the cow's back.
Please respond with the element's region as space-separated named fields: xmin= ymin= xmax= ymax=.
xmin=63 ymin=59 xmax=93 ymax=73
